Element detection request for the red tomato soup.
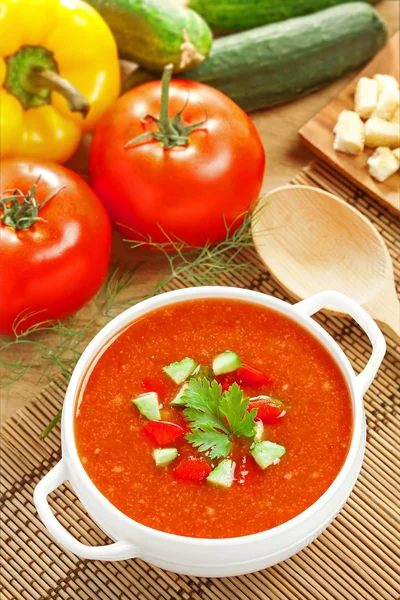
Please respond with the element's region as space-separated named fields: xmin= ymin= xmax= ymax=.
xmin=75 ymin=299 xmax=353 ymax=538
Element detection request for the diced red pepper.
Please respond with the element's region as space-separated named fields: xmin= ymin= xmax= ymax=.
xmin=144 ymin=421 xmax=184 ymax=445
xmin=216 ymin=373 xmax=235 ymax=392
xmin=175 ymin=413 xmax=192 ymax=434
xmin=141 ymin=377 xmax=167 ymax=398
xmin=236 ymin=365 xmax=272 ymax=389
xmin=221 ymin=378 xmax=231 ymax=392
xmin=173 ymin=456 xmax=211 ymax=482
xmin=248 ymin=398 xmax=285 ymax=425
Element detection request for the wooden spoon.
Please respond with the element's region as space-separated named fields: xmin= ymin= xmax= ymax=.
xmin=252 ymin=185 xmax=399 ymax=342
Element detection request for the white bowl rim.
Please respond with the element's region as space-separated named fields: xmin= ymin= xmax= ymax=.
xmin=62 ymin=286 xmax=362 ymax=547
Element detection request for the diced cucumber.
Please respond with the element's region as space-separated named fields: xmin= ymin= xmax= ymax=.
xmin=207 ymin=459 xmax=236 ymax=488
xmin=171 ymin=383 xmax=189 ymax=407
xmin=212 ymin=351 xmax=242 ymax=375
xmin=163 ymin=358 xmax=197 ymax=384
xmin=254 ymin=420 xmax=264 ymax=443
xmin=153 ymin=448 xmax=178 ymax=467
xmin=192 ymin=364 xmax=213 ymax=380
xmin=251 ymin=441 xmax=286 ymax=470
xmin=132 ymin=392 xmax=160 ymax=420
xmin=251 ymin=395 xmax=285 ymax=407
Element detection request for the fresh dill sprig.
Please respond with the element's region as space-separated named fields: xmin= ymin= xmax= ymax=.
xmin=123 ymin=208 xmax=263 ymax=298
xmin=0 ymin=266 xmax=141 ymax=436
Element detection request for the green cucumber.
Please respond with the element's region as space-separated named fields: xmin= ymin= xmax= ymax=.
xmin=132 ymin=392 xmax=161 ymax=420
xmin=153 ymin=447 xmax=178 ymax=466
xmin=251 ymin=441 xmax=286 ymax=470
xmin=207 ymin=459 xmax=236 ymax=487
xmin=186 ymin=0 xmax=377 ymax=34
xmin=124 ymin=3 xmax=388 ymax=112
xmin=170 ymin=383 xmax=189 ymax=407
xmin=163 ymin=357 xmax=197 ymax=384
xmin=254 ymin=421 xmax=264 ymax=443
xmin=192 ymin=364 xmax=213 ymax=381
xmin=86 ymin=0 xmax=212 ymax=73
xmin=213 ymin=351 xmax=242 ymax=375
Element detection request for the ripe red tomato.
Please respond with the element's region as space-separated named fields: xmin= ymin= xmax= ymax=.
xmin=89 ymin=71 xmax=265 ymax=246
xmin=0 ymin=159 xmax=112 ymax=336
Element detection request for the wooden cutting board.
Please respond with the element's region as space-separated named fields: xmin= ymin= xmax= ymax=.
xmin=299 ymin=32 xmax=399 ymax=215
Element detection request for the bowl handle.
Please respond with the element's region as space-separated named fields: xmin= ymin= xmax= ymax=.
xmin=34 ymin=460 xmax=139 ymax=560
xmin=294 ymin=291 xmax=386 ymax=396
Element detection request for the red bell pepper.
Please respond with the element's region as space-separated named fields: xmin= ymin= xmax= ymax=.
xmin=141 ymin=377 xmax=167 ymax=398
xmin=173 ymin=457 xmax=211 ymax=482
xmin=144 ymin=421 xmax=184 ymax=445
xmin=248 ymin=397 xmax=285 ymax=424
xmin=237 ymin=365 xmax=272 ymax=388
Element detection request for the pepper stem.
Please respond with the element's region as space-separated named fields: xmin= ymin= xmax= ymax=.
xmin=27 ymin=68 xmax=90 ymax=117
xmin=125 ymin=63 xmax=207 ymax=150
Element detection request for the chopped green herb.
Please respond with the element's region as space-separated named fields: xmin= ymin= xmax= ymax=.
xmin=185 ymin=428 xmax=231 ymax=460
xmin=219 ymin=382 xmax=256 ymax=436
xmin=183 ymin=378 xmax=257 ymax=459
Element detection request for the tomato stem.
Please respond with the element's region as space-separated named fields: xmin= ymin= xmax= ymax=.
xmin=159 ymin=64 xmax=174 ymax=132
xmin=1 ymin=177 xmax=64 ymax=231
xmin=125 ymin=63 xmax=207 ymax=150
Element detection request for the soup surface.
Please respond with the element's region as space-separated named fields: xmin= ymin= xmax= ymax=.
xmin=75 ymin=298 xmax=353 ymax=538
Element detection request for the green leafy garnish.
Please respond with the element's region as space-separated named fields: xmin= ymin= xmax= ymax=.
xmin=183 ymin=379 xmax=257 ymax=459
xmin=220 ymin=383 xmax=258 ymax=436
xmin=123 ymin=206 xmax=265 ymax=296
xmin=186 ymin=429 xmax=232 ymax=461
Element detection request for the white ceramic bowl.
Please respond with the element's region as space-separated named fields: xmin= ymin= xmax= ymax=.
xmin=34 ymin=288 xmax=386 ymax=577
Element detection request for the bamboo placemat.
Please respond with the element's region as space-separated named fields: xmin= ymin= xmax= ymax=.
xmin=1 ymin=159 xmax=399 ymax=600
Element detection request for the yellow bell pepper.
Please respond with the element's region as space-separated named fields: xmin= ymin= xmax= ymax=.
xmin=0 ymin=0 xmax=120 ymax=163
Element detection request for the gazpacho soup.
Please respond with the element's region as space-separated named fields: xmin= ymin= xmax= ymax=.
xmin=75 ymin=299 xmax=353 ymax=538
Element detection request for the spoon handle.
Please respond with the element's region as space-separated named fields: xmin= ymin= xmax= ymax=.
xmin=375 ymin=317 xmax=400 ymax=344
xmin=367 ymin=283 xmax=400 ymax=344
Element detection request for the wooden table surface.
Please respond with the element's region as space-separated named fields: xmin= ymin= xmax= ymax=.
xmin=1 ymin=0 xmax=398 ymax=424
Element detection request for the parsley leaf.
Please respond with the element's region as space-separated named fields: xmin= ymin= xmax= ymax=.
xmin=220 ymin=383 xmax=258 ymax=437
xmin=185 ymin=427 xmax=231 ymax=460
xmin=182 ymin=379 xmax=257 ymax=459
xmin=183 ymin=378 xmax=228 ymax=433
